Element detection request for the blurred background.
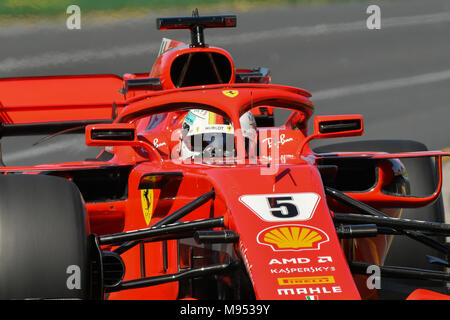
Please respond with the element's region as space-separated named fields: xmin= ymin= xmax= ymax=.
xmin=0 ymin=0 xmax=448 ymax=159
xmin=0 ymin=0 xmax=448 ymax=298
xmin=0 ymin=0 xmax=448 ymax=160
xmin=1 ymin=0 xmax=447 ymax=212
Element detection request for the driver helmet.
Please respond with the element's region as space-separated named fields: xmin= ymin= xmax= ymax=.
xmin=179 ymin=109 xmax=257 ymax=160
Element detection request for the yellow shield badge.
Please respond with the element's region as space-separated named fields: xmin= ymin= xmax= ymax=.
xmin=222 ymin=90 xmax=239 ymax=98
xmin=141 ymin=189 xmax=154 ymax=226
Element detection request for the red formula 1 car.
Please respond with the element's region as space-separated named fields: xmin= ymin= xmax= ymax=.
xmin=0 ymin=13 xmax=449 ymax=301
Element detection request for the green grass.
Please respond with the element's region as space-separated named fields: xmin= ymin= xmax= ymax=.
xmin=0 ymin=0 xmax=367 ymax=19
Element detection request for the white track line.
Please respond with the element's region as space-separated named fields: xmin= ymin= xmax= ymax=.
xmin=312 ymin=69 xmax=450 ymax=101
xmin=0 ymin=43 xmax=161 ymax=73
xmin=3 ymin=11 xmax=450 ymax=159
xmin=216 ymin=11 xmax=450 ymax=44
xmin=1 ymin=11 xmax=450 ymax=72
xmin=4 ymin=68 xmax=450 ymax=161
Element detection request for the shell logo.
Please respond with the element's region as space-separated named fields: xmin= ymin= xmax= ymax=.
xmin=257 ymin=224 xmax=329 ymax=251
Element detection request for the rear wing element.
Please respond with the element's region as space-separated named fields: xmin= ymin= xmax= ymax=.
xmin=0 ymin=74 xmax=126 ymax=136
xmin=157 ymin=10 xmax=236 ymax=47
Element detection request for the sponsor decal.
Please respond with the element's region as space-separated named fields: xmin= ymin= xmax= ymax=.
xmin=270 ymin=266 xmax=336 ymax=275
xmin=261 ymin=134 xmax=294 ymax=148
xmin=191 ymin=125 xmax=233 ymax=135
xmin=260 ymin=154 xmax=296 ymax=164
xmin=268 ymin=256 xmax=333 ymax=265
xmin=257 ymin=224 xmax=329 ymax=251
xmin=277 ymin=276 xmax=335 ymax=286
xmin=222 ymin=89 xmax=239 ymax=98
xmin=268 ymin=256 xmax=336 ymax=275
xmin=184 ymin=112 xmax=196 ymax=125
xmin=239 ymin=241 xmax=255 ymax=286
xmin=204 ymin=125 xmax=233 ymax=132
xmin=141 ymin=189 xmax=154 ymax=226
xmin=190 ymin=109 xmax=209 ymax=119
xmin=153 ymin=138 xmax=166 ymax=149
xmin=240 ymin=193 xmax=320 ymax=222
xmin=277 ymin=286 xmax=343 ymax=296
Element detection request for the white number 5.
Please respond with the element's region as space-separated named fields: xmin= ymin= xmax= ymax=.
xmin=240 ymin=193 xmax=320 ymax=222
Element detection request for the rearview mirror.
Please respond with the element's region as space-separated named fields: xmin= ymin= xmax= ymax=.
xmin=299 ymin=115 xmax=364 ymax=155
xmin=86 ymin=123 xmax=137 ymax=146
xmin=313 ymin=115 xmax=363 ymax=139
xmin=85 ymin=123 xmax=163 ymax=163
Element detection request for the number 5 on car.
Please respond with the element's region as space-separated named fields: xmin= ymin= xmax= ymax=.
xmin=239 ymin=193 xmax=321 ymax=222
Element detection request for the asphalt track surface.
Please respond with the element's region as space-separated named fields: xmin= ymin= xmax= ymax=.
xmin=0 ymin=0 xmax=448 ymax=158
xmin=0 ymin=0 xmax=449 ymax=203
xmin=0 ymin=0 xmax=449 ymax=299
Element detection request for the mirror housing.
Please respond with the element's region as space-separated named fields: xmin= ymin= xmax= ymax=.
xmin=85 ymin=123 xmax=163 ymax=163
xmin=86 ymin=123 xmax=137 ymax=147
xmin=313 ymin=114 xmax=363 ymax=139
xmin=299 ymin=115 xmax=364 ymax=155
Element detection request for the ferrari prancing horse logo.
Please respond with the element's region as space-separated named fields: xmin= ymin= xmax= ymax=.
xmin=222 ymin=90 xmax=239 ymax=98
xmin=141 ymin=189 xmax=154 ymax=226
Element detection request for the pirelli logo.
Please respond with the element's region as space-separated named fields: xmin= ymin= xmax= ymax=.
xmin=277 ymin=276 xmax=335 ymax=286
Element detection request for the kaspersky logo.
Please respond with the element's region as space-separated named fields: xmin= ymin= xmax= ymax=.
xmin=257 ymin=224 xmax=329 ymax=251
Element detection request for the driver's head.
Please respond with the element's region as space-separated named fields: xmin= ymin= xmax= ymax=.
xmin=179 ymin=109 xmax=256 ymax=160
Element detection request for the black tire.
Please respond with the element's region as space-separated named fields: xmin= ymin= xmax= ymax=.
xmin=314 ymin=140 xmax=447 ymax=298
xmin=0 ymin=174 xmax=91 ymax=299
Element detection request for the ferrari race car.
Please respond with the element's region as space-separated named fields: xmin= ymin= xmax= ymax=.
xmin=0 ymin=12 xmax=449 ymax=301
